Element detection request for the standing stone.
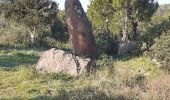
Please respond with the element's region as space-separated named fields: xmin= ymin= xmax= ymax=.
xmin=65 ymin=0 xmax=96 ymax=58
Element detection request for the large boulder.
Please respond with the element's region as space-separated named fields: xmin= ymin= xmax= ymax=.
xmin=65 ymin=0 xmax=96 ymax=58
xmin=0 ymin=19 xmax=6 ymax=29
xmin=36 ymin=48 xmax=95 ymax=75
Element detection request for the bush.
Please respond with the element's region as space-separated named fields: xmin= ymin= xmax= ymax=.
xmin=95 ymin=29 xmax=119 ymax=55
xmin=0 ymin=19 xmax=69 ymax=48
xmin=141 ymin=16 xmax=170 ymax=51
xmin=51 ymin=10 xmax=68 ymax=42
xmin=150 ymin=30 xmax=170 ymax=72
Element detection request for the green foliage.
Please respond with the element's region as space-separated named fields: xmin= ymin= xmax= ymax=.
xmin=141 ymin=16 xmax=170 ymax=50
xmin=0 ymin=0 xmax=59 ymax=30
xmin=0 ymin=20 xmax=70 ymax=50
xmin=0 ymin=0 xmax=70 ymax=48
xmin=51 ymin=10 xmax=67 ymax=35
xmin=150 ymin=30 xmax=170 ymax=72
xmin=0 ymin=0 xmax=65 ymax=47
xmin=87 ymin=0 xmax=120 ymax=35
xmin=140 ymin=7 xmax=170 ymax=71
xmin=134 ymin=0 xmax=159 ymax=21
xmin=88 ymin=0 xmax=158 ymax=41
xmin=0 ymin=1 xmax=169 ymax=99
xmin=50 ymin=10 xmax=68 ymax=42
xmin=0 ymin=20 xmax=31 ymax=47
xmin=112 ymin=0 xmax=159 ymax=22
xmin=96 ymin=34 xmax=119 ymax=55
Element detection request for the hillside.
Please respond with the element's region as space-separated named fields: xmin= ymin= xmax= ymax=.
xmin=156 ymin=4 xmax=170 ymax=16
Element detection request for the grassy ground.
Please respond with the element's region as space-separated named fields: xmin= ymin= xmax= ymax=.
xmin=0 ymin=14 xmax=170 ymax=100
xmin=0 ymin=48 xmax=169 ymax=100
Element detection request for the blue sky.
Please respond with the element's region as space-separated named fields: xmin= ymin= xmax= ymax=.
xmin=54 ymin=0 xmax=170 ymax=11
xmin=158 ymin=0 xmax=170 ymax=4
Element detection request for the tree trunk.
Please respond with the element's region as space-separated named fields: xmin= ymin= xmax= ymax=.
xmin=131 ymin=20 xmax=138 ymax=41
xmin=28 ymin=27 xmax=36 ymax=44
xmin=122 ymin=9 xmax=129 ymax=42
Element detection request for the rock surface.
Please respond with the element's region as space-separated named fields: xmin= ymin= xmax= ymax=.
xmin=36 ymin=48 xmax=95 ymax=75
xmin=0 ymin=19 xmax=6 ymax=29
xmin=118 ymin=42 xmax=136 ymax=55
xmin=65 ymin=0 xmax=96 ymax=58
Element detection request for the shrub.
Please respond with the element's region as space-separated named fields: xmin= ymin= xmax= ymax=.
xmin=141 ymin=16 xmax=170 ymax=51
xmin=95 ymin=29 xmax=119 ymax=55
xmin=51 ymin=10 xmax=68 ymax=42
xmin=150 ymin=30 xmax=170 ymax=72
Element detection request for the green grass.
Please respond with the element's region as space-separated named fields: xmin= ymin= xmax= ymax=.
xmin=0 ymin=13 xmax=169 ymax=100
xmin=114 ymin=55 xmax=164 ymax=79
xmin=0 ymin=49 xmax=169 ymax=100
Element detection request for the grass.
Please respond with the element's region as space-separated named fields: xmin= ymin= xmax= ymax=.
xmin=0 ymin=20 xmax=169 ymax=99
xmin=0 ymin=13 xmax=169 ymax=100
xmin=0 ymin=48 xmax=169 ymax=100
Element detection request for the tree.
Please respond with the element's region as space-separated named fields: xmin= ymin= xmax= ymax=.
xmin=87 ymin=0 xmax=118 ymax=35
xmin=0 ymin=0 xmax=59 ymax=43
xmin=88 ymin=0 xmax=159 ymax=42
xmin=126 ymin=0 xmax=159 ymax=41
xmin=51 ymin=10 xmax=68 ymax=42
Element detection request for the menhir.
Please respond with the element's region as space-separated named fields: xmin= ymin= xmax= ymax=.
xmin=65 ymin=0 xmax=96 ymax=59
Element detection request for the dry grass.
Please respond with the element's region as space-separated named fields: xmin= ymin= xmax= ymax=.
xmin=0 ymin=48 xmax=169 ymax=99
xmin=143 ymin=75 xmax=170 ymax=100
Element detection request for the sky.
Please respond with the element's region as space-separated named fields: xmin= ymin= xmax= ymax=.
xmin=54 ymin=0 xmax=90 ymax=11
xmin=54 ymin=0 xmax=170 ymax=11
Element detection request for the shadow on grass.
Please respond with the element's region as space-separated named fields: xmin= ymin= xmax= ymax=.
xmin=0 ymin=43 xmax=73 ymax=70
xmin=28 ymin=89 xmax=131 ymax=100
xmin=0 ymin=44 xmax=45 ymax=51
xmin=0 ymin=52 xmax=39 ymax=69
xmin=0 ymin=43 xmax=72 ymax=55
xmin=112 ymin=54 xmax=138 ymax=61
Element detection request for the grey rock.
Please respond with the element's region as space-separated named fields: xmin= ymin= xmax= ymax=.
xmin=36 ymin=48 xmax=95 ymax=75
xmin=118 ymin=42 xmax=136 ymax=55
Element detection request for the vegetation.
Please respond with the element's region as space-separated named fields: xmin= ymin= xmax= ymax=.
xmin=0 ymin=49 xmax=168 ymax=99
xmin=0 ymin=0 xmax=58 ymax=30
xmin=0 ymin=0 xmax=67 ymax=46
xmin=156 ymin=4 xmax=170 ymax=16
xmin=88 ymin=0 xmax=159 ymax=41
xmin=150 ymin=30 xmax=170 ymax=72
xmin=0 ymin=0 xmax=170 ymax=99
